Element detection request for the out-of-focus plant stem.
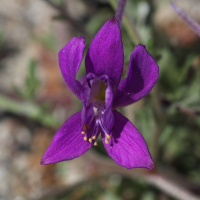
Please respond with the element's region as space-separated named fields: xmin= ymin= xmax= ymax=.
xmin=171 ymin=2 xmax=200 ymax=37
xmin=115 ymin=0 xmax=127 ymax=26
xmin=37 ymin=149 xmax=200 ymax=200
xmin=150 ymin=85 xmax=165 ymax=164
xmin=0 ymin=94 xmax=58 ymax=127
xmin=108 ymin=0 xmax=140 ymax=45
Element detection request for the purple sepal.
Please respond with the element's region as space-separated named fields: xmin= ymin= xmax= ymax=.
xmin=40 ymin=111 xmax=93 ymax=165
xmin=85 ymin=17 xmax=124 ymax=86
xmin=58 ymin=36 xmax=85 ymax=99
xmin=102 ymin=110 xmax=154 ymax=169
xmin=113 ymin=44 xmax=159 ymax=108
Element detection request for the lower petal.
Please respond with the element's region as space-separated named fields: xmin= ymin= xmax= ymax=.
xmin=102 ymin=110 xmax=154 ymax=169
xmin=41 ymin=111 xmax=93 ymax=165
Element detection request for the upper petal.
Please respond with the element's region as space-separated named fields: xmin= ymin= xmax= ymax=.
xmin=58 ymin=36 xmax=85 ymax=99
xmin=41 ymin=111 xmax=93 ymax=165
xmin=102 ymin=110 xmax=154 ymax=169
xmin=113 ymin=44 xmax=159 ymax=108
xmin=85 ymin=17 xmax=124 ymax=86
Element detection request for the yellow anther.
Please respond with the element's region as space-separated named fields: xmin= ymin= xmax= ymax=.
xmin=105 ymin=139 xmax=109 ymax=144
xmin=106 ymin=134 xmax=111 ymax=139
xmin=83 ymin=124 xmax=87 ymax=130
xmin=92 ymin=136 xmax=96 ymax=140
xmin=89 ymin=138 xmax=93 ymax=143
xmin=94 ymin=141 xmax=98 ymax=146
xmin=81 ymin=131 xmax=85 ymax=134
xmin=84 ymin=136 xmax=87 ymax=141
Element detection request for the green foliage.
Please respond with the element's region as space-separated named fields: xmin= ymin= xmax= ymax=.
xmin=51 ymin=0 xmax=65 ymax=6
xmin=0 ymin=94 xmax=58 ymax=127
xmin=9 ymin=59 xmax=58 ymax=127
xmin=36 ymin=32 xmax=57 ymax=51
xmin=15 ymin=60 xmax=40 ymax=100
xmin=0 ymin=30 xmax=4 ymax=48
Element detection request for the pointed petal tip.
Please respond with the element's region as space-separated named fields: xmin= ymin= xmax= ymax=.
xmin=77 ymin=35 xmax=86 ymax=45
xmin=40 ymin=153 xmax=59 ymax=165
xmin=137 ymin=43 xmax=146 ymax=48
xmin=147 ymin=160 xmax=155 ymax=170
xmin=110 ymin=16 xmax=118 ymax=24
xmin=58 ymin=36 xmax=85 ymax=55
xmin=40 ymin=158 xmax=57 ymax=165
xmin=40 ymin=158 xmax=47 ymax=165
xmin=78 ymin=35 xmax=85 ymax=40
xmin=40 ymin=155 xmax=52 ymax=165
xmin=123 ymin=159 xmax=154 ymax=170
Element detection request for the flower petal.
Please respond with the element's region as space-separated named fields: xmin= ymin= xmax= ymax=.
xmin=85 ymin=17 xmax=124 ymax=86
xmin=102 ymin=110 xmax=154 ymax=169
xmin=41 ymin=111 xmax=93 ymax=165
xmin=58 ymin=36 xmax=85 ymax=99
xmin=101 ymin=75 xmax=115 ymax=132
xmin=113 ymin=44 xmax=159 ymax=108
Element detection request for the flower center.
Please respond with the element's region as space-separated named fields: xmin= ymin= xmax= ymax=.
xmin=89 ymin=79 xmax=106 ymax=103
xmin=81 ymin=78 xmax=112 ymax=145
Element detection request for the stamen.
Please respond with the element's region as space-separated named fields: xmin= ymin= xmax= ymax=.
xmin=83 ymin=124 xmax=87 ymax=130
xmin=92 ymin=136 xmax=96 ymax=140
xmin=93 ymin=107 xmax=98 ymax=117
xmin=84 ymin=136 xmax=87 ymax=141
xmin=105 ymin=139 xmax=109 ymax=144
xmin=99 ymin=115 xmax=112 ymax=143
xmin=106 ymin=134 xmax=111 ymax=139
xmin=87 ymin=114 xmax=94 ymax=129
xmin=94 ymin=141 xmax=98 ymax=146
xmin=89 ymin=138 xmax=93 ymax=143
xmin=81 ymin=131 xmax=85 ymax=134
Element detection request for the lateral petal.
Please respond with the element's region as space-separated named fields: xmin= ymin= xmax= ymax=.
xmin=41 ymin=111 xmax=93 ymax=165
xmin=102 ymin=110 xmax=154 ymax=169
xmin=58 ymin=36 xmax=85 ymax=99
xmin=113 ymin=44 xmax=159 ymax=108
xmin=85 ymin=17 xmax=124 ymax=86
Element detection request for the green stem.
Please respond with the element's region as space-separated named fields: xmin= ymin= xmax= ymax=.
xmin=115 ymin=0 xmax=127 ymax=26
xmin=0 ymin=94 xmax=58 ymax=127
xmin=150 ymin=85 xmax=165 ymax=164
xmin=108 ymin=0 xmax=141 ymax=44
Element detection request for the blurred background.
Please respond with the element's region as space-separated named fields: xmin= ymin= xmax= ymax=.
xmin=0 ymin=0 xmax=200 ymax=199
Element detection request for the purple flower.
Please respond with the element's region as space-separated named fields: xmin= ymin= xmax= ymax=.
xmin=40 ymin=17 xmax=159 ymax=169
